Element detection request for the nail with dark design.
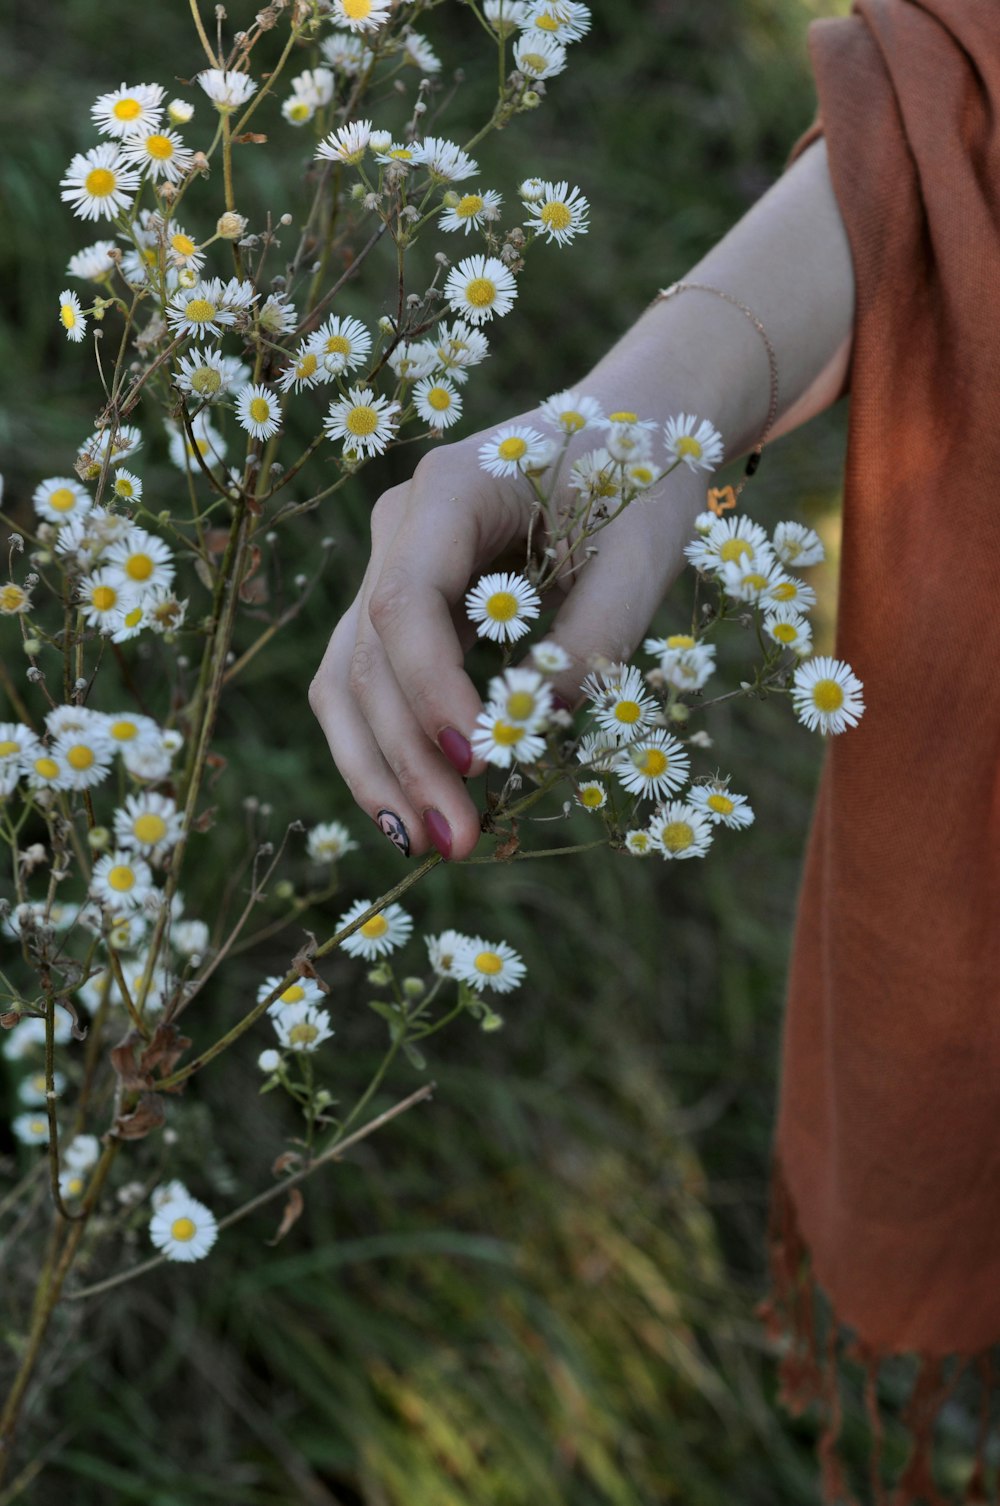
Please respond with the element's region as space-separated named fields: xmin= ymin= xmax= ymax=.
xmin=376 ymin=808 xmax=410 ymax=857
xmin=423 ymin=808 xmax=452 ymax=861
xmin=550 ymin=692 xmax=573 ymax=714
xmin=437 ymin=726 xmax=472 ymax=775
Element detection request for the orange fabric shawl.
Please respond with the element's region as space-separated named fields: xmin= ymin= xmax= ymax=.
xmin=757 ymin=1 xmax=1000 ymax=1499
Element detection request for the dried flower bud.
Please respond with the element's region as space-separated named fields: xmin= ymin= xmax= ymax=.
xmin=217 ymin=210 xmax=248 ymax=240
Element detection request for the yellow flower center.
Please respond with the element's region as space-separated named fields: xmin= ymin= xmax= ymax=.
xmin=485 ymin=590 xmax=518 ymax=622
xmin=170 ymin=1217 xmax=197 ymax=1242
xmin=771 ymin=581 xmax=797 ymax=602
xmin=48 ymin=487 xmax=76 ymax=512
xmin=249 ymin=397 xmax=271 ymax=424
xmin=707 ymin=794 xmax=734 ymax=816
xmin=456 ymin=194 xmax=484 ymax=218
xmin=171 ymin=233 xmax=197 ymax=257
xmin=426 ymin=386 xmax=451 ymax=411
xmin=540 ymin=200 xmax=572 ymax=231
xmin=666 ymin=634 xmax=696 ymax=649
xmin=491 ymin=720 xmax=521 ymax=747
xmin=343 ymin=0 xmax=372 ymax=15
xmin=110 ymin=720 xmax=138 ymax=741
xmin=85 ymin=167 xmax=116 ymax=198
xmin=661 ymin=820 xmax=693 ymax=854
xmin=114 ymin=477 xmax=135 ymax=497
xmin=184 ymin=298 xmax=217 ymax=323
xmin=280 ymin=984 xmax=306 ymax=1004
xmin=675 ymin=435 xmax=703 ymax=459
xmin=289 ymin=1022 xmax=320 ymax=1046
xmin=718 ymin=538 xmax=752 ymax=564
xmin=465 ymin=276 xmax=496 ymax=308
xmin=60 ymin=303 xmax=78 ymax=330
xmin=536 ymin=12 xmax=560 ymax=29
xmin=580 ymin=786 xmax=604 ymax=808
xmin=29 ymin=1118 xmax=46 ymax=1136
xmin=113 ymin=97 xmax=143 ymax=121
xmin=360 ymin=914 xmax=389 ymax=939
xmin=630 ymin=833 xmax=650 ymax=852
xmin=630 ymin=466 xmax=655 ymax=483
xmin=743 ymin=572 xmax=768 ymax=591
xmin=145 ymin=133 xmax=174 ymax=160
xmin=614 ymin=699 xmax=642 ymax=724
xmin=388 ymin=148 xmax=414 ymax=160
xmin=325 ymin=334 xmax=351 ymax=355
xmin=123 ymin=606 xmax=143 ymax=628
xmin=296 ymin=352 xmax=318 ymax=379
xmin=609 ymin=410 xmax=637 ymax=423
xmin=134 ymin=813 xmax=167 ymax=843
xmin=812 ymin=678 xmax=844 ymax=713
xmin=66 ymin=745 xmax=94 ymax=771
xmin=783 ymin=539 xmax=802 ymax=560
xmin=0 ymin=740 xmax=19 ymax=757
xmin=506 ymin=690 xmax=536 ymax=721
xmin=497 ymin=436 xmax=527 ymax=461
xmin=192 ymin=366 xmax=221 ymax=395
xmin=65 ymin=1176 xmax=85 ymax=1197
xmin=126 ymin=553 xmax=154 ymax=581
xmin=91 ymin=585 xmax=117 ymax=611
xmin=772 ymin=622 xmax=797 ymax=644
xmin=288 ymin=101 xmax=311 ymax=121
xmin=346 ymin=405 xmax=378 ymax=435
xmin=559 ymin=409 xmax=585 ymax=431
xmin=637 ymin=748 xmax=668 ymax=778
xmin=520 ymin=51 xmax=547 ymax=72
xmin=108 ymin=865 xmax=136 ymax=892
xmin=34 ymin=758 xmax=60 ymax=780
xmin=0 ymin=585 xmax=27 ymax=612
xmin=474 ymin=950 xmax=503 ymax=975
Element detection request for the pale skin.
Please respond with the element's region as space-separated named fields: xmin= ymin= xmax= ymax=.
xmin=308 ymin=137 xmax=855 ymax=862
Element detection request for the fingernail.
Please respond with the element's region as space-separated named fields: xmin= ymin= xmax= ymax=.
xmin=438 ymin=726 xmax=472 ymax=775
xmin=423 ymin=808 xmax=453 ymax=861
xmin=376 ymin=809 xmax=410 ymax=857
xmin=551 ymin=692 xmax=573 ymax=713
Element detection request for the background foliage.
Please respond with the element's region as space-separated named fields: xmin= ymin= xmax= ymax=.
xmin=0 ymin=1 xmax=881 ymax=1502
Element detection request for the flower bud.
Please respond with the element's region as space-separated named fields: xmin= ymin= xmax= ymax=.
xmin=217 ymin=210 xmax=248 ymax=240
xmin=402 ymin=977 xmax=425 ymax=999
xmin=258 ymin=1049 xmax=281 ymax=1073
xmin=87 ymin=826 xmax=111 ymax=850
xmin=168 ymin=98 xmax=195 ymax=125
xmin=669 ymin=702 xmax=690 ymax=724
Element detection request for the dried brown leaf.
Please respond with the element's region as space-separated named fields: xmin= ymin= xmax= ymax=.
xmin=112 ymin=1093 xmax=166 ymax=1141
xmin=265 ymin=1187 xmax=304 ymax=1246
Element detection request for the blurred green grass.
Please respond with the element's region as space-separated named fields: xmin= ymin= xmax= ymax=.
xmin=0 ymin=1 xmax=874 ymax=1502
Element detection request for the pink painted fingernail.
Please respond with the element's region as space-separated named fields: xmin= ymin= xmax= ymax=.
xmin=438 ymin=726 xmax=472 ymax=775
xmin=551 ymin=692 xmax=573 ymax=713
xmin=423 ymin=808 xmax=453 ymax=861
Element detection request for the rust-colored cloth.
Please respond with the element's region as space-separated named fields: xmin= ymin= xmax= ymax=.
xmin=758 ymin=2 xmax=1000 ymax=1500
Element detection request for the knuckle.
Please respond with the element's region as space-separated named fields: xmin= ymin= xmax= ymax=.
xmin=347 ymin=643 xmax=379 ymax=702
xmin=367 ymin=564 xmax=411 ymax=634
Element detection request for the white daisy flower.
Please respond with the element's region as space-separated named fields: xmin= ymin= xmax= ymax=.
xmin=688 ymin=784 xmax=755 ymax=829
xmin=331 ymin=0 xmax=392 ymax=32
xmin=478 ymin=424 xmax=550 ymax=477
xmin=432 ymin=320 xmax=489 ymax=383
xmin=12 ymin=1112 xmax=50 ymax=1146
xmin=196 ymin=69 xmax=257 ymax=111
xmin=338 ymin=898 xmax=414 ymax=960
xmin=0 ymin=581 xmax=31 ymax=616
xmin=166 ymin=277 xmax=236 ymax=341
xmin=625 ymin=460 xmax=664 ymax=491
xmin=91 ymin=82 xmax=165 ymax=137
xmin=455 ymin=937 xmax=526 ymax=994
xmin=575 ymin=780 xmax=607 ymax=811
xmin=164 ymin=227 xmax=204 ymax=272
xmin=470 ymin=706 xmax=546 ymax=768
xmin=684 ymin=515 xmax=772 ymax=575
xmin=166 ymin=413 xmax=227 ymax=473
xmin=288 ymin=67 xmax=335 ymax=107
xmin=33 ymin=477 xmax=91 ymax=525
xmin=531 ymin=641 xmax=571 ymax=674
xmin=170 ymin=918 xmax=210 ymax=960
xmin=45 ymin=705 xmax=106 ymax=740
xmin=58 ymin=288 xmax=87 ymax=343
xmin=60 ymin=144 xmax=140 ymax=222
xmin=624 ymin=829 xmax=654 ymax=855
xmin=513 ymin=32 xmax=568 ymax=77
xmin=2 ymin=1013 xmax=73 ymax=1060
xmin=258 ymin=1048 xmax=282 ymax=1073
xmin=486 ymin=0 xmax=529 ymax=34
xmin=121 ymin=126 xmax=193 ymax=184
xmin=67 ymin=240 xmax=116 ymax=281
xmin=402 ymin=31 xmax=442 ymax=72
xmin=791 ymin=656 xmax=865 ymax=735
xmin=444 ymin=255 xmax=517 ymax=324
xmin=0 ymin=723 xmax=33 ymax=794
xmin=373 ymin=141 xmax=422 ymax=169
xmin=588 ymin=663 xmax=657 ymax=744
xmin=604 ymin=417 xmax=653 ymax=465
xmin=524 ymin=180 xmax=589 ymax=246
xmin=763 ymin=605 xmax=813 ymax=656
xmin=20 ymin=744 xmax=69 ymax=794
xmin=438 ymin=188 xmax=503 ymax=236
xmin=426 ymin=929 xmax=475 ymax=979
xmin=647 ymin=801 xmax=714 ymax=860
xmin=539 ymin=388 xmax=603 ymax=434
xmin=100 ymin=711 xmax=161 ymax=751
xmin=763 ymin=574 xmax=818 ymax=613
xmin=51 ymin=731 xmax=113 ymax=791
xmin=121 ymin=738 xmax=173 ymax=783
xmin=167 ymin=98 xmax=195 ymax=125
xmin=574 ymin=730 xmax=621 ymax=776
xmin=259 ymin=293 xmax=297 ymax=337
xmin=18 ymin=1069 xmax=66 ymax=1107
xmin=309 ymin=314 xmax=372 ymax=376
xmin=64 ymin=1134 xmax=101 ymax=1172
xmin=113 ymin=792 xmax=184 ymax=857
xmin=235 ymin=383 xmax=282 ymax=441
xmin=613 ymin=731 xmax=690 ymax=801
xmin=256 ymin=975 xmax=326 ymax=1017
xmin=324 ymin=388 xmax=399 ymax=457
xmin=486 ymin=666 xmax=553 ymax=730
xmin=78 ymin=569 xmax=136 ymax=630
xmin=273 ymin=1002 xmax=335 ymax=1052
xmin=413 ymin=376 xmax=463 ymax=429
xmin=568 ymin=448 xmax=623 ymax=504
xmin=387 ymin=340 xmax=439 ymax=383
xmin=773 ymin=520 xmax=825 ymax=570
xmin=307 ymin=820 xmax=358 ymax=863
xmin=320 ymin=33 xmax=372 ymax=72
xmin=664 ymin=414 xmax=725 ymax=473
xmin=149 ymin=1192 xmax=219 ymax=1262
xmin=76 ymin=423 xmax=142 ymax=477
xmin=415 ymin=136 xmax=478 ymax=183
xmin=174 ymin=347 xmax=247 ymax=401
xmin=523 ymin=0 xmax=592 ymax=42
xmin=90 ymin=852 xmax=155 ymax=912
xmin=110 ymin=469 xmax=142 ymax=505
xmin=105 ymin=527 xmax=176 ymax=595
xmin=59 ymin=1169 xmax=89 ymax=1201
xmin=151 ymin=1179 xmax=190 ymax=1212
xmin=644 ymin=633 xmax=717 ymax=692
xmin=518 ymin=176 xmax=546 ymax=201
xmin=719 ymin=555 xmax=788 ymax=606
xmin=465 ymin=571 xmax=541 ymax=644
xmin=278 ymin=343 xmax=325 ymax=393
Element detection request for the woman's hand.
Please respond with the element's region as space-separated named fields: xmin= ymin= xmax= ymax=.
xmin=309 ymin=424 xmax=706 ymax=862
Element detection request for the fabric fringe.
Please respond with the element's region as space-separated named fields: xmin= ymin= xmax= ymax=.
xmin=755 ymin=1155 xmax=1000 ymax=1506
